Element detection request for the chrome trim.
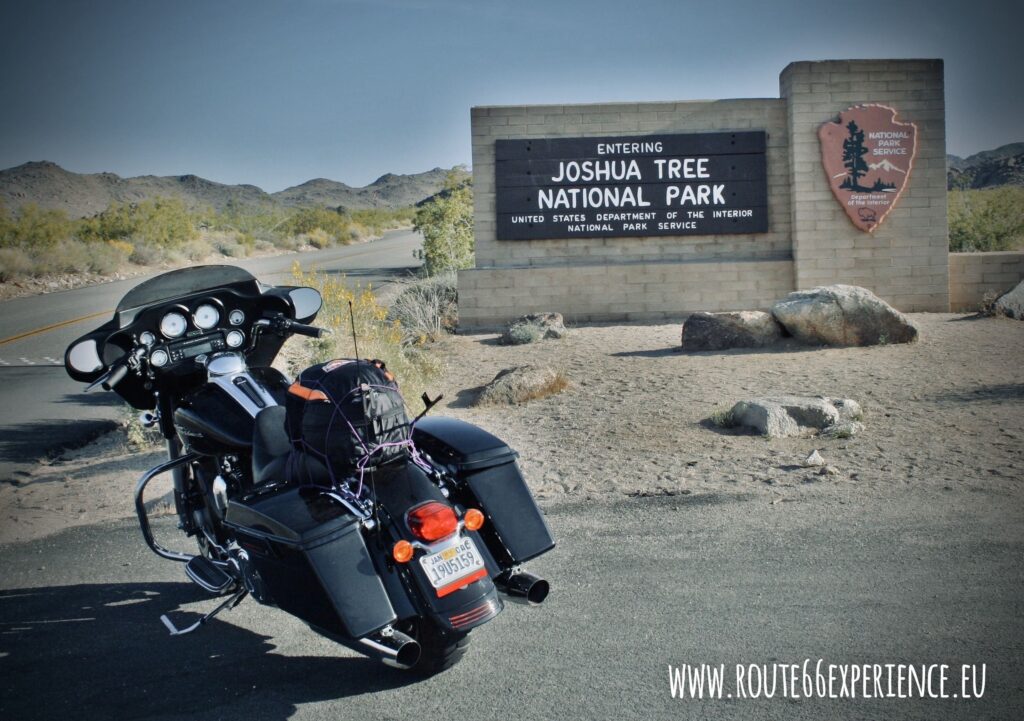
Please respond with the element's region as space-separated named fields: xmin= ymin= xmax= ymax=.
xmin=358 ymin=626 xmax=420 ymax=669
xmin=204 ymin=353 xmax=278 ymax=418
xmin=135 ymin=452 xmax=201 ymax=563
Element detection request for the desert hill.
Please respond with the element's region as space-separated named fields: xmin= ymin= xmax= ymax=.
xmin=0 ymin=161 xmax=454 ymax=218
xmin=273 ymin=167 xmax=451 ymax=210
xmin=947 ymin=142 xmax=1024 ymax=189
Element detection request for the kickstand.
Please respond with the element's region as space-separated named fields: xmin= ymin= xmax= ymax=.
xmin=160 ymin=587 xmax=248 ymax=636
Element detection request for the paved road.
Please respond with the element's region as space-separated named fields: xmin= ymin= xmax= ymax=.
xmin=0 ymin=230 xmax=422 ymax=480
xmin=1 ymin=490 xmax=1020 ymax=721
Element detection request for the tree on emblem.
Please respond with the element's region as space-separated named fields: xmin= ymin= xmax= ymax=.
xmin=839 ymin=120 xmax=870 ymax=192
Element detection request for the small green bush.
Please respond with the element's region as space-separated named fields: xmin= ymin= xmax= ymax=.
xmin=505 ymin=323 xmax=541 ymax=345
xmin=708 ymin=407 xmax=737 ymax=428
xmin=949 ymin=187 xmax=1024 ymax=252
xmin=414 ymin=169 xmax=473 ymax=275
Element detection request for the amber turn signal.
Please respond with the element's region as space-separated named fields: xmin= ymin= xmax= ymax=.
xmin=392 ymin=539 xmax=414 ymax=563
xmin=463 ymin=508 xmax=485 ymax=532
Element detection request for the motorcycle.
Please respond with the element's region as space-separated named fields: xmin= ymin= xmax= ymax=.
xmin=64 ymin=265 xmax=554 ymax=674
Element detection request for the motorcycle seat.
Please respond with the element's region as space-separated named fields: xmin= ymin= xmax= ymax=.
xmin=251 ymin=406 xmax=332 ymax=486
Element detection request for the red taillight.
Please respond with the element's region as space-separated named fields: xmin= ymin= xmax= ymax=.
xmin=406 ymin=501 xmax=458 ymax=542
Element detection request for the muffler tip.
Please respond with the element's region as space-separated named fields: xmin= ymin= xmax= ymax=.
xmin=526 ymin=578 xmax=549 ymax=605
xmin=384 ymin=640 xmax=422 ymax=670
xmin=497 ymin=571 xmax=549 ymax=605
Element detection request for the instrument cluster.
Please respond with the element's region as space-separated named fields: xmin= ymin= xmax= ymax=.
xmin=132 ymin=295 xmax=253 ymax=371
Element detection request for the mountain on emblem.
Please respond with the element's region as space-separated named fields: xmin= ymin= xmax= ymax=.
xmin=818 ymin=104 xmax=917 ymax=232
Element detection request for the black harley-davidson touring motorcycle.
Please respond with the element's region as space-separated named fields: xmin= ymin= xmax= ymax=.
xmin=64 ymin=265 xmax=554 ymax=674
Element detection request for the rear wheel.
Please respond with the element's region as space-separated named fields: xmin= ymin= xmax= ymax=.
xmin=399 ymin=618 xmax=471 ymax=675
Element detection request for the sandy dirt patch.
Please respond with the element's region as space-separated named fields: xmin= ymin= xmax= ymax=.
xmin=1 ymin=312 xmax=1021 ymax=544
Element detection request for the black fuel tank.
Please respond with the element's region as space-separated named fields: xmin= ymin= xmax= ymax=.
xmin=173 ymin=367 xmax=288 ymax=455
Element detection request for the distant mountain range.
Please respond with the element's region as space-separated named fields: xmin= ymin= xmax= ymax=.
xmin=947 ymin=143 xmax=1024 ymax=190
xmin=0 ymin=161 xmax=455 ymax=218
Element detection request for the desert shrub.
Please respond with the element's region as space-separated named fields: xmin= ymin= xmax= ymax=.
xmin=505 ymin=323 xmax=541 ymax=346
xmin=129 ymin=240 xmax=167 ymax=266
xmin=414 ymin=169 xmax=473 ymax=275
xmin=285 ymin=207 xmax=352 ymax=245
xmin=708 ymin=407 xmax=737 ymax=428
xmin=77 ymin=197 xmax=197 ymax=251
xmin=350 ymin=207 xmax=415 ymax=237
xmin=209 ymin=231 xmax=249 ymax=258
xmin=86 ymin=241 xmax=132 ymax=274
xmin=303 ymin=228 xmax=332 ymax=249
xmin=0 ymin=247 xmax=33 ymax=281
xmin=1 ymin=203 xmax=74 ymax=248
xmin=176 ymin=236 xmax=214 ymax=262
xmin=949 ymin=187 xmax=1024 ymax=252
xmin=388 ymin=272 xmax=458 ymax=345
xmin=290 ymin=263 xmax=442 ymax=413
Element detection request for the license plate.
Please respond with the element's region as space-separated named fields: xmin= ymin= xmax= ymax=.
xmin=418 ymin=536 xmax=487 ymax=597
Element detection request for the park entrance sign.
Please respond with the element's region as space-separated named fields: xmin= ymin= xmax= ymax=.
xmin=462 ymin=59 xmax=950 ymax=328
xmin=495 ymin=132 xmax=768 ymax=240
xmin=818 ymin=104 xmax=918 ymax=233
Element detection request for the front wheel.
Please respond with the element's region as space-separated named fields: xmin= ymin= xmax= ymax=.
xmin=399 ymin=619 xmax=471 ymax=675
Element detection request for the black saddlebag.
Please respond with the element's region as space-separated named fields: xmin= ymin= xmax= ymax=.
xmin=224 ymin=486 xmax=396 ymax=638
xmin=412 ymin=417 xmax=555 ymax=566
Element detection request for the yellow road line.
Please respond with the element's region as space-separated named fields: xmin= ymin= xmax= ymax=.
xmin=0 ymin=309 xmax=112 ymax=346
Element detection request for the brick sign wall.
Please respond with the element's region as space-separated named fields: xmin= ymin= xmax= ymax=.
xmin=459 ymin=59 xmax=948 ymax=329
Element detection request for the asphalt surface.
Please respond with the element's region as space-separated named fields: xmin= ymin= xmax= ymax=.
xmin=0 ymin=229 xmax=422 ymax=481
xmin=1 ymin=490 xmax=1021 ymax=721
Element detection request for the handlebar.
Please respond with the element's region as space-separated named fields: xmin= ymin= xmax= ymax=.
xmin=289 ymin=321 xmax=329 ymax=338
xmin=255 ymin=315 xmax=330 ymax=339
xmin=102 ymin=361 xmax=130 ymax=390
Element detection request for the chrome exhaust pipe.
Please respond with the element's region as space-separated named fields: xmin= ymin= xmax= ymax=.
xmin=358 ymin=627 xmax=421 ymax=669
xmin=495 ymin=570 xmax=549 ymax=605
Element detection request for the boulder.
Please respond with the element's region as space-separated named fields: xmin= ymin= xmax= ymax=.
xmin=681 ymin=311 xmax=783 ymax=351
xmin=500 ymin=312 xmax=567 ymax=345
xmin=473 ymin=365 xmax=569 ymax=406
xmin=727 ymin=396 xmax=862 ymax=438
xmin=994 ymin=280 xmax=1024 ymax=319
xmin=771 ymin=284 xmax=918 ymax=346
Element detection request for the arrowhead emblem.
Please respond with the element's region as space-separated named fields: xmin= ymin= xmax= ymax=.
xmin=819 ymin=104 xmax=917 ymax=233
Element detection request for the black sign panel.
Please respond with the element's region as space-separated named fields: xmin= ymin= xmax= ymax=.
xmin=494 ymin=132 xmax=768 ymax=240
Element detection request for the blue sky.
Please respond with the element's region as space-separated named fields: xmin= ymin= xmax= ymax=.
xmin=1 ymin=0 xmax=1020 ymax=192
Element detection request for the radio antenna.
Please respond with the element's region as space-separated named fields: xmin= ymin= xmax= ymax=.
xmin=348 ymin=300 xmax=361 ymax=363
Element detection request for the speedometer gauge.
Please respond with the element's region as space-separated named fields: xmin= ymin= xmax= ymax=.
xmin=159 ymin=312 xmax=187 ymax=338
xmin=193 ymin=304 xmax=220 ymax=330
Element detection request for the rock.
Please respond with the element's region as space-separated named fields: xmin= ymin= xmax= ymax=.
xmin=727 ymin=396 xmax=862 ymax=438
xmin=994 ymin=280 xmax=1024 ymax=319
xmin=820 ymin=421 xmax=865 ymax=439
xmin=473 ymin=365 xmax=568 ymax=406
xmin=500 ymin=312 xmax=567 ymax=345
xmin=681 ymin=311 xmax=783 ymax=351
xmin=771 ymin=284 xmax=918 ymax=346
xmin=803 ymin=449 xmax=826 ymax=467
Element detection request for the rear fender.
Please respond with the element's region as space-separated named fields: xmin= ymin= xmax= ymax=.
xmin=371 ymin=462 xmax=503 ymax=632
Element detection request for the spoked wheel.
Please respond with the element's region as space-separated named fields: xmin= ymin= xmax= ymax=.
xmin=397 ymin=618 xmax=471 ymax=675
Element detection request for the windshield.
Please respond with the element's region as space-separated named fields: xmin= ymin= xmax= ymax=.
xmin=116 ymin=265 xmax=258 ymax=312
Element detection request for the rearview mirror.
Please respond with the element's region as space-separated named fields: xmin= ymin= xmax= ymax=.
xmin=289 ymin=287 xmax=323 ymax=321
xmin=67 ymin=339 xmax=104 ymax=373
